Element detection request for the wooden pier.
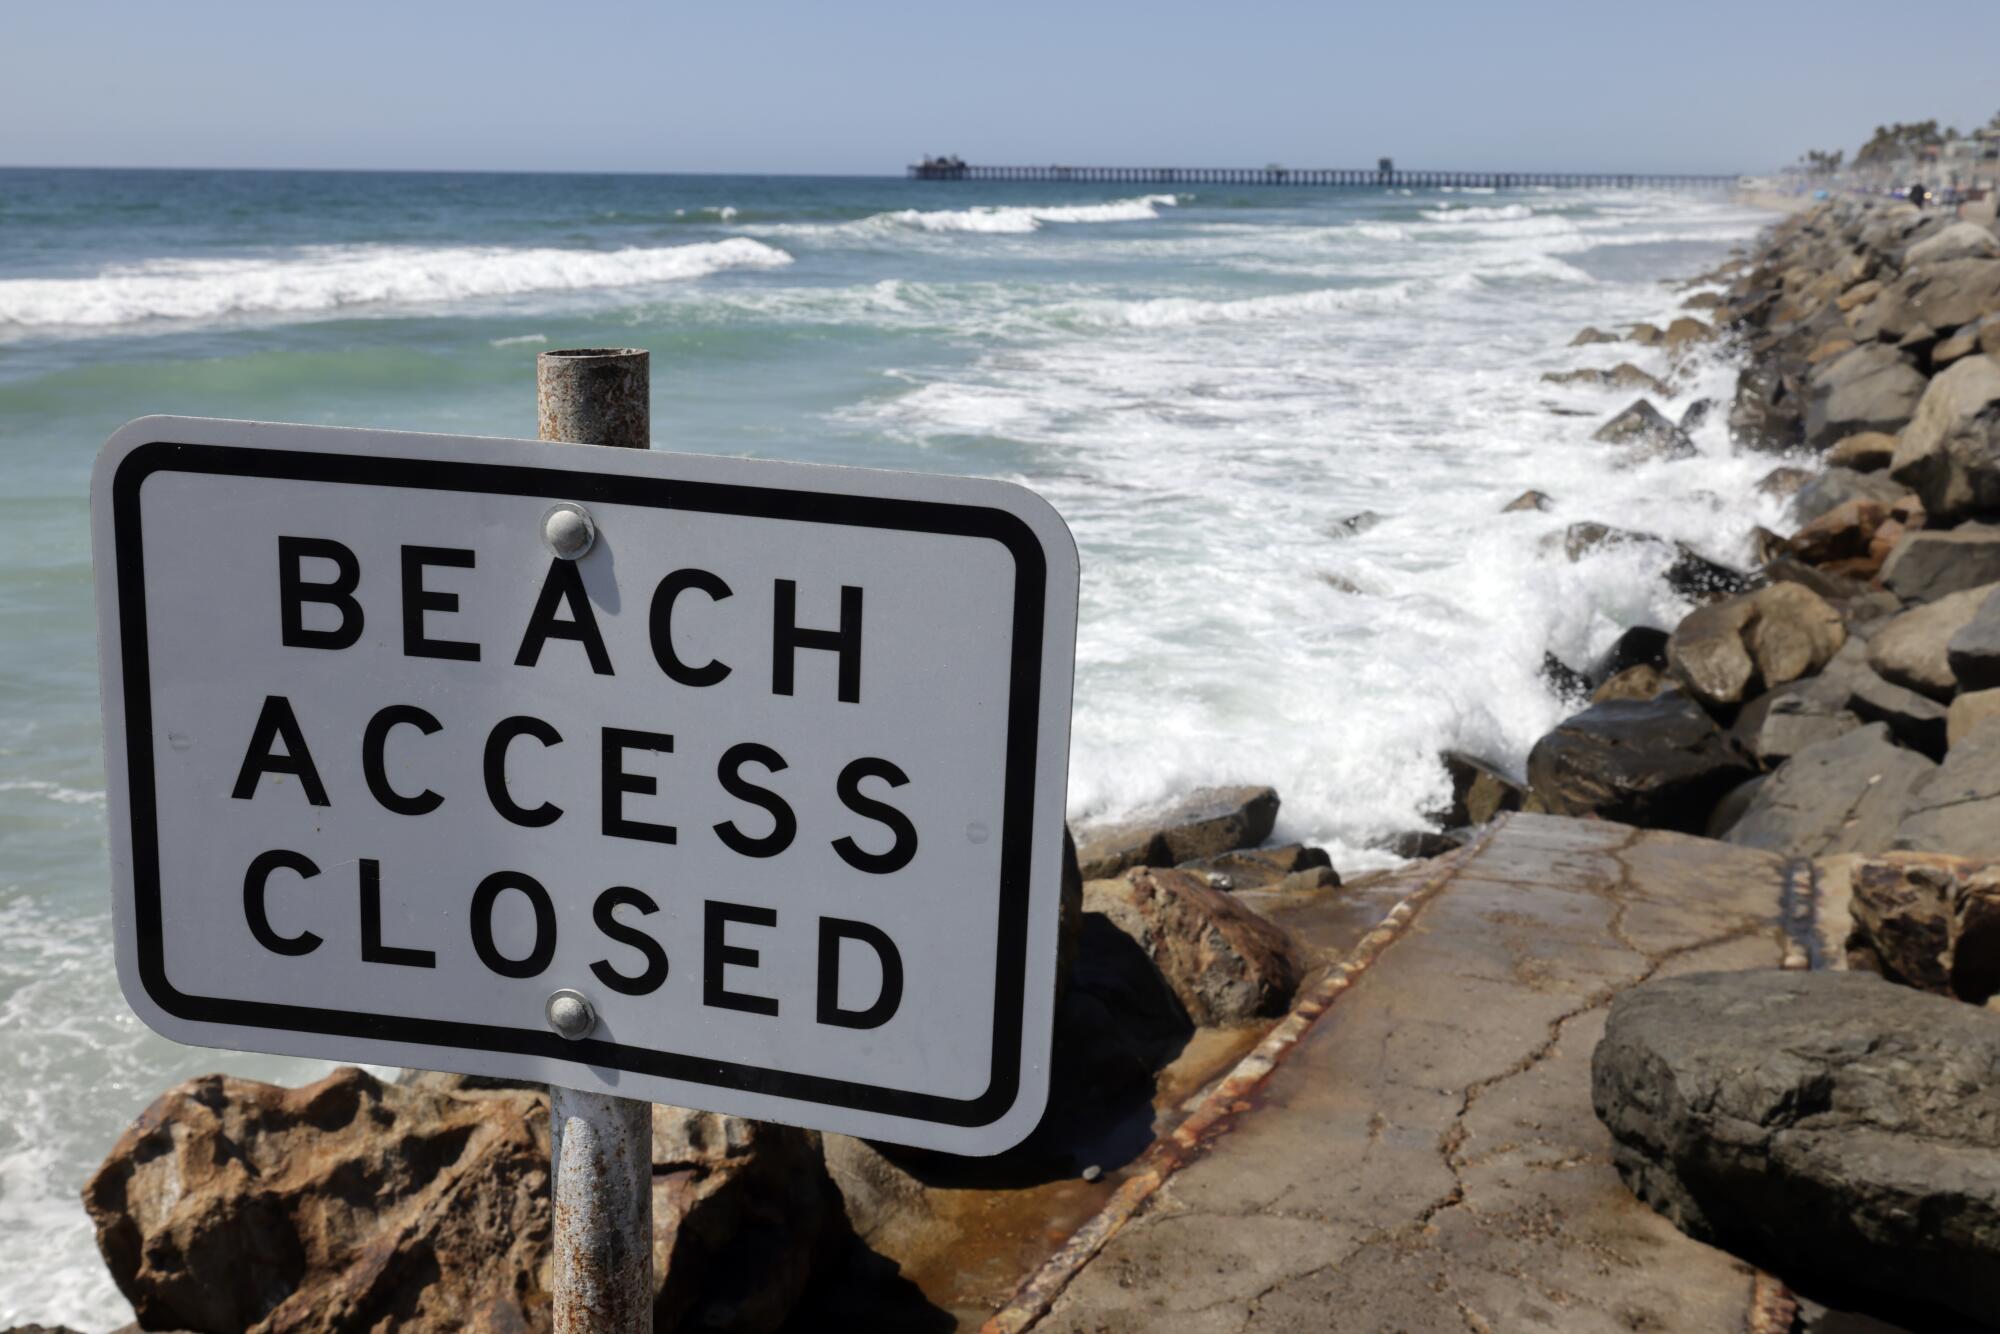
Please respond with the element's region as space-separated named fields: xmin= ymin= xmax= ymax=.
xmin=907 ymin=163 xmax=1737 ymax=190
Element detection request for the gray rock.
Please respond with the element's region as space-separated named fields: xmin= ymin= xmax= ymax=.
xmin=1074 ymin=786 xmax=1280 ymax=881
xmin=1896 ymin=717 xmax=2000 ymax=856
xmin=1803 ymin=344 xmax=1927 ymax=451
xmin=1904 ymin=220 xmax=2000 ymax=267
xmin=1730 ymin=364 xmax=1806 ymax=453
xmin=1524 ymin=689 xmax=1754 ymax=832
xmin=1880 ymin=524 xmax=2000 ymax=604
xmin=1790 ymin=467 xmax=1906 ymax=525
xmin=1722 ymin=723 xmax=1934 ymax=857
xmin=1850 ymin=257 xmax=2000 ymax=343
xmin=1887 ymin=341 xmax=2000 ymax=524
xmin=1951 ymin=689 xmax=2000 ymax=748
xmin=1731 ymin=678 xmax=1861 ymax=767
xmin=1591 ymin=398 xmax=1697 ymax=463
xmin=1592 ymin=968 xmax=2000 ymax=1328
xmin=1847 ymin=666 xmax=1950 ymax=757
xmin=1869 ymin=583 xmax=1999 ymax=699
xmin=1678 ymin=398 xmax=1715 ymax=433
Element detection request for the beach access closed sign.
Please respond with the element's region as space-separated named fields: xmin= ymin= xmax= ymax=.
xmin=90 ymin=417 xmax=1078 ymax=1155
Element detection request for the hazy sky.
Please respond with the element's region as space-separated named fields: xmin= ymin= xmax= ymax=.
xmin=5 ymin=0 xmax=1996 ymax=176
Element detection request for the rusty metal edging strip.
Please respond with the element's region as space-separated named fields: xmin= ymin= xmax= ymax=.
xmin=978 ymin=817 xmax=1508 ymax=1334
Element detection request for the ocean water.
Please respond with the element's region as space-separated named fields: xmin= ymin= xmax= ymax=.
xmin=0 ymin=167 xmax=1779 ymax=1326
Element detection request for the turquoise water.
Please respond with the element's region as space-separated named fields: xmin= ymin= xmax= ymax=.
xmin=0 ymin=167 xmax=1776 ymax=1325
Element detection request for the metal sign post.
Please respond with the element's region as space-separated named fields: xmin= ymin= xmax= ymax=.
xmin=536 ymin=349 xmax=654 ymax=1332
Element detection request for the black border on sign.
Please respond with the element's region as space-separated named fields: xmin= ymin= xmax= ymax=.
xmin=111 ymin=440 xmax=1048 ymax=1129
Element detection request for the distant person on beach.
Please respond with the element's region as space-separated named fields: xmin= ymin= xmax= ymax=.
xmin=1909 ymin=181 xmax=1928 ymax=207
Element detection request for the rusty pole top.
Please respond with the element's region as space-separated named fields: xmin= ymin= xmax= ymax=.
xmin=537 ymin=348 xmax=651 ymax=450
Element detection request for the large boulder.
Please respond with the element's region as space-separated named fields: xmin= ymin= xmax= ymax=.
xmin=1178 ymin=843 xmax=1337 ymax=891
xmin=1082 ymin=866 xmax=1301 ymax=1026
xmin=1850 ymin=257 xmax=2000 ymax=342
xmin=1524 ymin=690 xmax=1753 ymax=832
xmin=82 ymin=1068 xmax=843 ymax=1334
xmin=1664 ymin=582 xmax=1846 ymax=710
xmin=1890 ymin=355 xmax=2000 ymax=524
xmin=1896 ymin=716 xmax=2000 ymax=857
xmin=1869 ymin=583 xmax=1999 ymax=698
xmin=1803 ymin=344 xmax=1927 ymax=451
xmin=1950 ymin=589 xmax=2000 ymax=691
xmin=1590 ymin=399 xmax=1697 ymax=463
xmin=1785 ymin=497 xmax=1888 ymax=566
xmin=1722 ymin=723 xmax=1934 ymax=857
xmin=1592 ymin=968 xmax=2000 ymax=1328
xmin=85 ymin=1067 xmax=555 ymax=1333
xmin=1073 ymin=786 xmax=1280 ymax=880
xmin=1880 ymin=523 xmax=2000 ymax=603
xmin=1904 ymin=221 xmax=2000 ymax=267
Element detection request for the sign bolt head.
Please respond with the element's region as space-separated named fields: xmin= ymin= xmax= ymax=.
xmin=545 ymin=989 xmax=597 ymax=1040
xmin=542 ymin=503 xmax=596 ymax=560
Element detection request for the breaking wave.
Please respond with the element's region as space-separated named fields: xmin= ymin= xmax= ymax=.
xmin=0 ymin=238 xmax=793 ymax=332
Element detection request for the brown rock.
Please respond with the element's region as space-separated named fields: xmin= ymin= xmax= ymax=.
xmin=1825 ymin=431 xmax=1898 ymax=473
xmin=84 ymin=1067 xmax=554 ymax=1334
xmin=1540 ymin=364 xmax=1674 ymax=397
xmin=1666 ymin=583 xmax=1846 ymax=709
xmin=1593 ymin=662 xmax=1665 ymax=703
xmin=1626 ymin=322 xmax=1665 ymax=346
xmin=1073 ymin=786 xmax=1280 ymax=880
xmin=1835 ymin=278 xmax=1883 ymax=313
xmin=1806 ymin=336 xmax=1856 ymax=366
xmin=1179 ymin=844 xmax=1337 ymax=891
xmin=83 ymin=1069 xmax=842 ymax=1334
xmin=1082 ymin=867 xmax=1302 ymax=1025
xmin=1569 ymin=326 xmax=1621 ymax=346
xmin=1951 ymin=867 xmax=2000 ymax=1003
xmin=1662 ymin=316 xmax=1717 ymax=349
xmin=1502 ymin=488 xmax=1553 ymax=513
xmin=1787 ymin=498 xmax=1888 ymax=566
xmin=1846 ymin=854 xmax=1960 ymax=991
xmin=1756 ymin=466 xmax=1813 ymax=500
xmin=1433 ymin=751 xmax=1526 ymax=826
xmin=648 ymin=1107 xmax=844 ymax=1334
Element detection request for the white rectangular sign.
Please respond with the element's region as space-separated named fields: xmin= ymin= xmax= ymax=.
xmin=91 ymin=417 xmax=1077 ymax=1155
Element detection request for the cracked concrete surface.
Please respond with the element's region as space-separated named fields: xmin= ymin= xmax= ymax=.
xmin=1037 ymin=815 xmax=1789 ymax=1332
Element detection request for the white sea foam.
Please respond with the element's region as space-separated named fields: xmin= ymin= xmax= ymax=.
xmin=754 ymin=195 xmax=1181 ymax=240
xmin=0 ymin=780 xmax=104 ymax=806
xmin=488 ymin=332 xmax=548 ymax=347
xmin=0 ymin=238 xmax=793 ymax=332
xmin=1419 ymin=203 xmax=1537 ymax=223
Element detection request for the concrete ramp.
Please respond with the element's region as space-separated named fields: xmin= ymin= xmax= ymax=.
xmin=1002 ymin=814 xmax=1804 ymax=1332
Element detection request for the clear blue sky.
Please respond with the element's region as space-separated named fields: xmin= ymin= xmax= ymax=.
xmin=5 ymin=0 xmax=1996 ymax=175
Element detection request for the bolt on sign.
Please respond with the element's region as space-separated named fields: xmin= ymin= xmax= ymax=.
xmin=91 ymin=418 xmax=1079 ymax=1155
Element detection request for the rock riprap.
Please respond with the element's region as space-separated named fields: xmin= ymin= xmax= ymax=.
xmin=1593 ymin=969 xmax=2000 ymax=1327
xmin=1082 ymin=866 xmax=1301 ymax=1026
xmin=1073 ymin=785 xmax=1279 ymax=880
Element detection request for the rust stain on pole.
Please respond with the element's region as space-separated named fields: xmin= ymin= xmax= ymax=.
xmin=538 ymin=348 xmax=651 ymax=450
xmin=536 ymin=346 xmax=655 ymax=1332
